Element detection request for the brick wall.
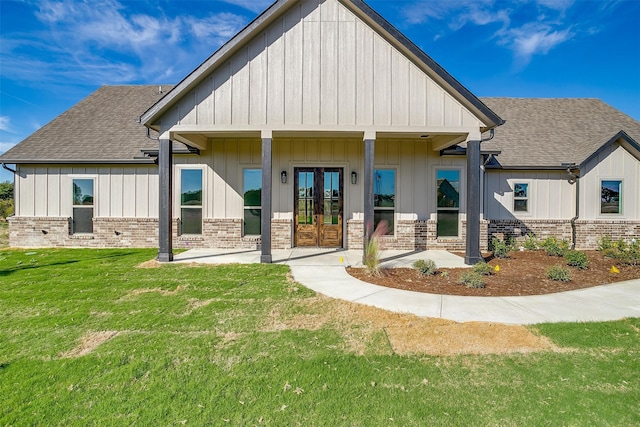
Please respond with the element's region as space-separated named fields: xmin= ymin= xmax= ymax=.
xmin=488 ymin=220 xmax=573 ymax=245
xmin=575 ymin=220 xmax=640 ymax=249
xmin=346 ymin=219 xmax=364 ymax=249
xmin=345 ymin=219 xmax=488 ymax=251
xmin=8 ymin=216 xmax=293 ymax=250
xmin=8 ymin=216 xmax=165 ymax=248
xmin=272 ymin=219 xmax=292 ymax=250
xmin=487 ymin=219 xmax=640 ymax=249
xmin=14 ymin=215 xmax=633 ymax=251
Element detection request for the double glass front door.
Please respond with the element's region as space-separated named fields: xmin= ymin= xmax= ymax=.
xmin=295 ymin=168 xmax=343 ymax=247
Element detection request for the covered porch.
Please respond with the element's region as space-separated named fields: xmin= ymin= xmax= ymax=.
xmin=156 ymin=129 xmax=486 ymax=265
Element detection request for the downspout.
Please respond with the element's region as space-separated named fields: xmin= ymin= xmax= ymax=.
xmin=565 ymin=165 xmax=580 ymax=249
xmin=2 ymin=163 xmax=17 ymax=174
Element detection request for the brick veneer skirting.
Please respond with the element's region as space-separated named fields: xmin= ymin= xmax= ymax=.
xmin=487 ymin=219 xmax=640 ymax=250
xmin=8 ymin=216 xmax=293 ymax=250
xmin=10 ymin=216 xmax=635 ymax=251
xmin=488 ymin=219 xmax=573 ymax=245
xmin=574 ymin=220 xmax=640 ymax=249
xmin=346 ymin=219 xmax=489 ymax=252
xmin=9 ymin=216 xmax=165 ymax=248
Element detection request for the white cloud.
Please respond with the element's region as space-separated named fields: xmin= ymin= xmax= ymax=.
xmin=499 ymin=23 xmax=573 ymax=64
xmin=402 ymin=0 xmax=499 ymax=26
xmin=220 ymin=0 xmax=274 ymax=13
xmin=0 ymin=117 xmax=10 ymax=132
xmin=536 ymin=0 xmax=575 ymax=12
xmin=0 ymin=141 xmax=18 ymax=156
xmin=401 ymin=0 xmax=581 ymax=66
xmin=3 ymin=0 xmax=249 ymax=86
xmin=185 ymin=13 xmax=247 ymax=41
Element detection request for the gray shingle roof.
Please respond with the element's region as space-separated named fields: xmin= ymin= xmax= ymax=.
xmin=0 ymin=85 xmax=173 ymax=164
xmin=479 ymin=98 xmax=640 ymax=168
xmin=3 ymin=87 xmax=638 ymax=170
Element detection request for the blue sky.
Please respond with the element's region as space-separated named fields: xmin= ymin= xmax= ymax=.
xmin=1 ymin=0 xmax=639 ymax=183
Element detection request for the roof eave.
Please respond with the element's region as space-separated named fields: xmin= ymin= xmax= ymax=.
xmin=579 ymin=130 xmax=640 ymax=170
xmin=1 ymin=159 xmax=157 ymax=165
xmin=485 ymin=165 xmax=572 ymax=171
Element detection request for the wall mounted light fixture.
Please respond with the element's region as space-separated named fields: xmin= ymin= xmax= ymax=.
xmin=281 ymin=170 xmax=287 ymax=184
xmin=351 ymin=171 xmax=358 ymax=185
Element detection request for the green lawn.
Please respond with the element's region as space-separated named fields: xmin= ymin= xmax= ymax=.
xmin=1 ymin=248 xmax=639 ymax=425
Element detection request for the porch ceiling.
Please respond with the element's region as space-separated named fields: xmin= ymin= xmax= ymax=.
xmin=170 ymin=128 xmax=470 ymax=151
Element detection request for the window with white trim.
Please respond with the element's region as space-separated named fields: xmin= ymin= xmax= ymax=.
xmin=513 ymin=183 xmax=529 ymax=212
xmin=374 ymin=169 xmax=395 ymax=235
xmin=180 ymin=169 xmax=203 ymax=235
xmin=72 ymin=179 xmax=94 ymax=234
xmin=601 ymin=180 xmax=622 ymax=214
xmin=243 ymin=169 xmax=261 ymax=235
xmin=436 ymin=169 xmax=460 ymax=237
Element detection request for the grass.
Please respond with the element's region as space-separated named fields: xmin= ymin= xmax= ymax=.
xmin=1 ymin=248 xmax=639 ymax=425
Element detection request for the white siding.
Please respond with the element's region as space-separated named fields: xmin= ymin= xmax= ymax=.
xmin=484 ymin=171 xmax=576 ymax=220
xmin=15 ymin=165 xmax=159 ymax=218
xmin=160 ymin=0 xmax=482 ymax=131
xmin=580 ymin=143 xmax=640 ymax=220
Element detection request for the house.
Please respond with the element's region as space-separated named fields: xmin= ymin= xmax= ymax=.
xmin=2 ymin=0 xmax=639 ymax=264
xmin=481 ymin=98 xmax=640 ymax=249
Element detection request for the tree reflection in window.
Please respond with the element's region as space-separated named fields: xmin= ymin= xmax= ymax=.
xmin=436 ymin=170 xmax=460 ymax=237
xmin=374 ymin=169 xmax=395 ymax=234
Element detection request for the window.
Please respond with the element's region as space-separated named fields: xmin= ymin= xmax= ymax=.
xmin=601 ymin=180 xmax=622 ymax=214
xmin=513 ymin=183 xmax=529 ymax=212
xmin=374 ymin=169 xmax=395 ymax=235
xmin=244 ymin=169 xmax=262 ymax=235
xmin=436 ymin=170 xmax=460 ymax=237
xmin=72 ymin=179 xmax=94 ymax=233
xmin=180 ymin=169 xmax=203 ymax=234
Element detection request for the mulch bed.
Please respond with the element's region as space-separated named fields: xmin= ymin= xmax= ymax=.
xmin=347 ymin=250 xmax=640 ymax=297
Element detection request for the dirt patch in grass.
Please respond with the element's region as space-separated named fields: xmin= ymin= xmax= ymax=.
xmin=137 ymin=259 xmax=161 ymax=268
xmin=348 ymin=250 xmax=640 ymax=296
xmin=265 ymin=295 xmax=555 ymax=356
xmin=61 ymin=331 xmax=119 ymax=358
xmin=119 ymin=285 xmax=188 ymax=300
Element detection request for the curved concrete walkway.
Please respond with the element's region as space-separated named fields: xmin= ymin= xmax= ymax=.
xmin=174 ymin=248 xmax=640 ymax=325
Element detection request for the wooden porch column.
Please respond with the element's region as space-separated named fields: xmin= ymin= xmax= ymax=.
xmin=261 ymin=133 xmax=273 ymax=263
xmin=158 ymin=138 xmax=173 ymax=262
xmin=363 ymin=134 xmax=375 ymax=263
xmin=465 ymin=139 xmax=482 ymax=265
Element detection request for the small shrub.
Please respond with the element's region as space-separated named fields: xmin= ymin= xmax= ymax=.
xmin=565 ymin=250 xmax=589 ymax=269
xmin=597 ymin=235 xmax=614 ymax=251
xmin=440 ymin=271 xmax=449 ymax=278
xmin=472 ymin=261 xmax=494 ymax=276
xmin=490 ymin=237 xmax=513 ymax=259
xmin=458 ymin=271 xmax=485 ymax=288
xmin=523 ymin=233 xmax=538 ymax=250
xmin=540 ymin=237 xmax=570 ymax=257
xmin=413 ymin=259 xmax=437 ymax=276
xmin=546 ymin=265 xmax=572 ymax=282
xmin=598 ymin=235 xmax=640 ymax=266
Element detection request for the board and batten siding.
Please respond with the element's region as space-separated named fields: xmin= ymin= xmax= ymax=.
xmin=197 ymin=138 xmax=466 ymax=225
xmin=159 ymin=0 xmax=482 ymax=132
xmin=484 ymin=171 xmax=576 ymax=220
xmin=15 ymin=165 xmax=159 ymax=218
xmin=580 ymin=143 xmax=640 ymax=220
